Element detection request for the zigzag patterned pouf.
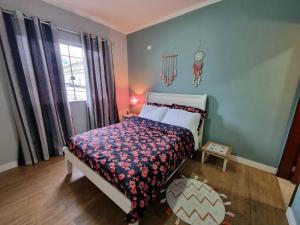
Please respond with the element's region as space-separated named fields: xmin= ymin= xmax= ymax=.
xmin=165 ymin=177 xmax=233 ymax=225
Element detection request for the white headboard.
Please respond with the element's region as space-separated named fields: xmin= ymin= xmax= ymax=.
xmin=146 ymin=92 xmax=207 ymax=149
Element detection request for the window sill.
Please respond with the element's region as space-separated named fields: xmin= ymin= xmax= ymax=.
xmin=69 ymin=100 xmax=87 ymax=103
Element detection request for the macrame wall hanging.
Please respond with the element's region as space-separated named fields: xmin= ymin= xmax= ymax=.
xmin=160 ymin=54 xmax=178 ymax=86
xmin=193 ymin=49 xmax=205 ymax=86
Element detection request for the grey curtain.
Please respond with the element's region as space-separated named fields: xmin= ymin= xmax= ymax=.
xmin=82 ymin=33 xmax=119 ymax=129
xmin=0 ymin=11 xmax=74 ymax=165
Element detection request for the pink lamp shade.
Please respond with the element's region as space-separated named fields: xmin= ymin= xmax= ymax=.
xmin=129 ymin=96 xmax=139 ymax=106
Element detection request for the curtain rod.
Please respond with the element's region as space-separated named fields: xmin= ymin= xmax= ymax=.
xmin=0 ymin=8 xmax=112 ymax=44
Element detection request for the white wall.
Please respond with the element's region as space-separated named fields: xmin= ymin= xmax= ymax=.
xmin=0 ymin=0 xmax=129 ymax=167
xmin=69 ymin=101 xmax=89 ymax=134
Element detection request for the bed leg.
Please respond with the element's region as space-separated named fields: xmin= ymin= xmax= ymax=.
xmin=65 ymin=158 xmax=72 ymax=174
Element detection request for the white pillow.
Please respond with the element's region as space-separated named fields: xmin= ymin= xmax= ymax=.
xmin=138 ymin=104 xmax=168 ymax=122
xmin=161 ymin=108 xmax=200 ymax=133
xmin=162 ymin=109 xmax=200 ymax=150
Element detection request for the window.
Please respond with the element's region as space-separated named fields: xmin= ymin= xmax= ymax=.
xmin=59 ymin=43 xmax=87 ymax=102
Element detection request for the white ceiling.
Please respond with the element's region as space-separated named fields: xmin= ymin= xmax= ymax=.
xmin=42 ymin=0 xmax=221 ymax=34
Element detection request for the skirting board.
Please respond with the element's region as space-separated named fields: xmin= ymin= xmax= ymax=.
xmin=0 ymin=161 xmax=18 ymax=173
xmin=286 ymin=207 xmax=297 ymax=225
xmin=231 ymin=155 xmax=277 ymax=174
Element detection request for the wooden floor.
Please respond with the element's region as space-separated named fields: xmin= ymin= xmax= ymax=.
xmin=0 ymin=155 xmax=288 ymax=225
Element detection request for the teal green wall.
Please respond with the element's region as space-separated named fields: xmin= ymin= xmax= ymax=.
xmin=127 ymin=0 xmax=300 ymax=167
xmin=292 ymin=186 xmax=300 ymax=224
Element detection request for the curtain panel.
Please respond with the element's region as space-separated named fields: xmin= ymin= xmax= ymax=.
xmin=82 ymin=33 xmax=119 ymax=129
xmin=0 ymin=11 xmax=74 ymax=165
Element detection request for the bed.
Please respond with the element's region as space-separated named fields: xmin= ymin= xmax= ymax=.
xmin=63 ymin=92 xmax=207 ymax=225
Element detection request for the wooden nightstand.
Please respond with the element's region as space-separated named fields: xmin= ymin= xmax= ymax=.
xmin=201 ymin=141 xmax=232 ymax=172
xmin=122 ymin=113 xmax=138 ymax=120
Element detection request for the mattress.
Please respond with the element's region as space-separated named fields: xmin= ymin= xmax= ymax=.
xmin=67 ymin=116 xmax=195 ymax=223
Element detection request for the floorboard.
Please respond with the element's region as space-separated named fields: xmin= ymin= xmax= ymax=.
xmin=0 ymin=155 xmax=288 ymax=225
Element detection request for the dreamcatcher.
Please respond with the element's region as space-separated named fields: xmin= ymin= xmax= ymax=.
xmin=193 ymin=50 xmax=204 ymax=86
xmin=160 ymin=54 xmax=178 ymax=86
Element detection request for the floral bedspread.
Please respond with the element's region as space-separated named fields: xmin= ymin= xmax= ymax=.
xmin=67 ymin=116 xmax=195 ymax=223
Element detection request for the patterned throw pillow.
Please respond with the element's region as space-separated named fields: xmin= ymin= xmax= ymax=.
xmin=171 ymin=104 xmax=207 ymax=132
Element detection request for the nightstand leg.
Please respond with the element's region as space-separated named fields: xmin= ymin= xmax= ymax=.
xmin=201 ymin=151 xmax=205 ymax=163
xmin=223 ymin=159 xmax=228 ymax=172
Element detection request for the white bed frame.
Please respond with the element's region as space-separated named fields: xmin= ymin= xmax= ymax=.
xmin=63 ymin=92 xmax=207 ymax=225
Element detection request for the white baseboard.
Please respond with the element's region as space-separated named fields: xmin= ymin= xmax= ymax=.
xmin=0 ymin=161 xmax=18 ymax=173
xmin=231 ymin=155 xmax=277 ymax=174
xmin=286 ymin=207 xmax=297 ymax=225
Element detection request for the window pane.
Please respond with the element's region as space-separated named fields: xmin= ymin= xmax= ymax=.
xmin=59 ymin=44 xmax=69 ymax=56
xmin=70 ymin=57 xmax=84 ymax=72
xmin=66 ymin=84 xmax=74 ymax=90
xmin=66 ymin=91 xmax=76 ymax=102
xmin=61 ymin=56 xmax=71 ymax=73
xmin=61 ymin=56 xmax=70 ymax=66
xmin=73 ymin=72 xmax=86 ymax=86
xmin=59 ymin=42 xmax=87 ymax=102
xmin=69 ymin=45 xmax=83 ymax=58
xmin=63 ymin=67 xmax=72 ymax=75
xmin=74 ymin=87 xmax=87 ymax=101
xmin=64 ymin=75 xmax=73 ymax=85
